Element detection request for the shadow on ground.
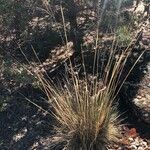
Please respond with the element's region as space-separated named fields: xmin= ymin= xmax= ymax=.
xmin=119 ymin=50 xmax=150 ymax=138
xmin=0 ymin=85 xmax=55 ymax=150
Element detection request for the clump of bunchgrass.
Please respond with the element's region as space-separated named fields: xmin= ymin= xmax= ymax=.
xmin=36 ymin=69 xmax=121 ymax=150
xmin=26 ymin=2 xmax=145 ymax=149
xmin=33 ymin=37 xmax=146 ymax=149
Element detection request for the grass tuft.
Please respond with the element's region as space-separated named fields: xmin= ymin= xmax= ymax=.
xmin=34 ymin=41 xmax=142 ymax=149
xmin=36 ymin=70 xmax=121 ymax=149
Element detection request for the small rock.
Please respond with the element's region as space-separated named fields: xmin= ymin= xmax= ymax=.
xmin=130 ymin=145 xmax=137 ymax=149
xmin=142 ymin=38 xmax=149 ymax=45
xmin=141 ymin=97 xmax=146 ymax=101
xmin=144 ymin=113 xmax=149 ymax=117
xmin=143 ymin=70 xmax=147 ymax=74
xmin=138 ymin=146 xmax=144 ymax=150
xmin=128 ymin=137 xmax=134 ymax=142
xmin=145 ymin=94 xmax=150 ymax=100
xmin=137 ymin=95 xmax=142 ymax=99
xmin=134 ymin=98 xmax=140 ymax=104
xmin=142 ymin=141 xmax=148 ymax=147
xmin=142 ymin=101 xmax=147 ymax=105
xmin=134 ymin=137 xmax=140 ymax=146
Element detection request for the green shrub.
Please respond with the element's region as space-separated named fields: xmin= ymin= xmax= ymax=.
xmin=116 ymin=26 xmax=132 ymax=46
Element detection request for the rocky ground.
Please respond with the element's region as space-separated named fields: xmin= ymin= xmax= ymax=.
xmin=0 ymin=1 xmax=150 ymax=150
xmin=0 ymin=46 xmax=150 ymax=150
xmin=0 ymin=96 xmax=149 ymax=150
xmin=132 ymin=61 xmax=150 ymax=124
xmin=109 ymin=127 xmax=150 ymax=150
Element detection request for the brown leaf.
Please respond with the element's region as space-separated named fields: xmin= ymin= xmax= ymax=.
xmin=127 ymin=128 xmax=137 ymax=138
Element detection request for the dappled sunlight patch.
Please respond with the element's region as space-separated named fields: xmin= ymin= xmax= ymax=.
xmin=12 ymin=128 xmax=27 ymax=142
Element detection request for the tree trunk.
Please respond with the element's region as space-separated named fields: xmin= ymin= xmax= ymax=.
xmin=65 ymin=0 xmax=81 ymax=53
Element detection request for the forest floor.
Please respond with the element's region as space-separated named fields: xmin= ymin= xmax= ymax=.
xmin=0 ymin=48 xmax=149 ymax=150
xmin=0 ymin=1 xmax=150 ymax=150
